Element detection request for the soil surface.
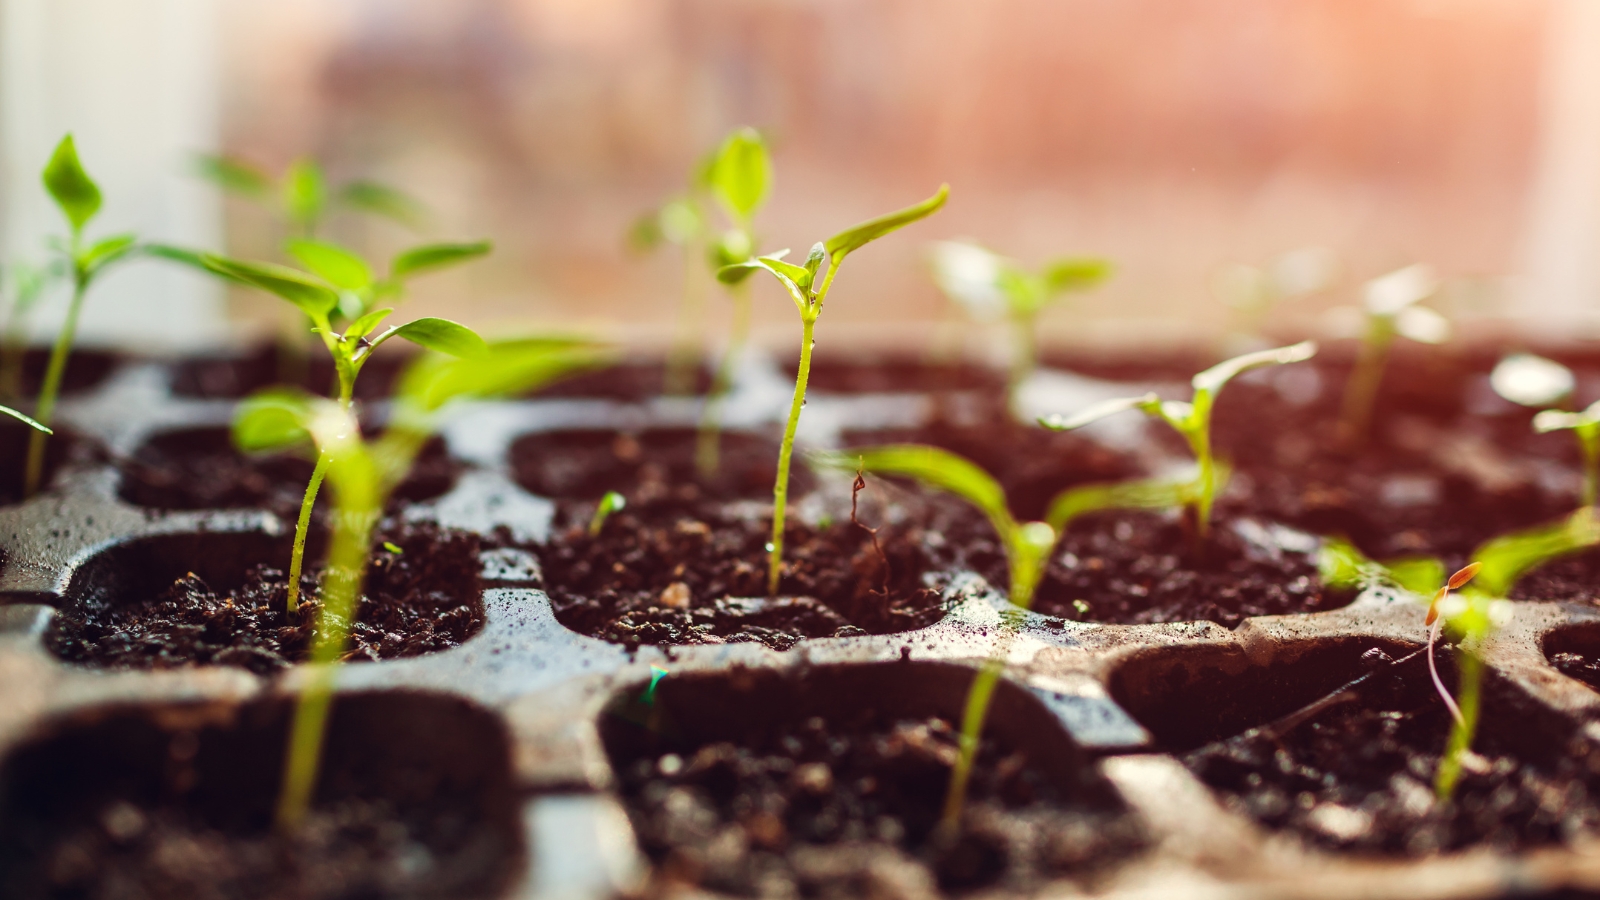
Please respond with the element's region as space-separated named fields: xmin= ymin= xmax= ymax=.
xmin=5 ymin=347 xmax=119 ymax=399
xmin=534 ymin=361 xmax=712 ymax=401
xmin=510 ymin=427 xmax=807 ymax=503
xmin=541 ymin=501 xmax=949 ymax=650
xmin=0 ymin=694 xmax=521 ymax=900
xmin=117 ymin=427 xmax=461 ymax=517
xmin=170 ymin=343 xmax=411 ymax=401
xmin=46 ymin=524 xmax=484 ymax=673
xmin=1184 ymin=646 xmax=1600 ymax=855
xmin=615 ymin=709 xmax=1144 ymax=896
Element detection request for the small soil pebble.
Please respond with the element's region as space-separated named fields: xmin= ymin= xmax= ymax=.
xmin=1184 ymin=647 xmax=1600 ymax=855
xmin=613 ymin=706 xmax=1144 ymax=895
xmin=46 ymin=524 xmax=485 ymax=673
xmin=541 ymin=503 xmax=948 ymax=650
xmin=510 ymin=427 xmax=807 ymax=503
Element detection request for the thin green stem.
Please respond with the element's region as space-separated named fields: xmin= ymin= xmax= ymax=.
xmin=769 ymin=313 xmax=816 ymax=595
xmin=1338 ymin=319 xmax=1394 ymax=449
xmin=665 ymin=238 xmax=707 ymax=397
xmin=1579 ymin=427 xmax=1599 ymax=509
xmin=1007 ymin=310 xmax=1036 ymax=404
xmin=24 ymin=271 xmax=86 ymax=497
xmin=697 ymin=284 xmax=751 ymax=477
xmin=1191 ymin=424 xmax=1216 ymax=540
xmin=286 ymin=453 xmax=329 ymax=614
xmin=1434 ymin=649 xmax=1481 ymax=801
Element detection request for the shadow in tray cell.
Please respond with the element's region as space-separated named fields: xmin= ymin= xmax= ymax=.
xmin=601 ymin=661 xmax=1146 ymax=896
xmin=1545 ymin=623 xmax=1600 ymax=694
xmin=0 ymin=691 xmax=524 ymax=900
xmin=1112 ymin=638 xmax=1600 ymax=855
xmin=531 ymin=362 xmax=711 ymax=402
xmin=45 ymin=525 xmax=485 ymax=672
xmin=0 ymin=420 xmax=90 ymax=505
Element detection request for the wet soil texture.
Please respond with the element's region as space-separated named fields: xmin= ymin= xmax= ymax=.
xmin=46 ymin=524 xmax=484 ymax=673
xmin=0 ymin=693 xmax=522 ymax=900
xmin=798 ymin=356 xmax=1007 ymax=396
xmin=511 ymin=427 xmax=806 ymax=503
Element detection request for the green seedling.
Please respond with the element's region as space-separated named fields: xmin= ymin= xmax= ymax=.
xmin=25 ymin=136 xmax=144 ymax=496
xmin=1317 ymin=535 xmax=1444 ymax=598
xmin=1487 ymin=353 xmax=1600 ymax=508
xmin=236 ymin=336 xmax=613 ymax=830
xmin=202 ymin=240 xmax=492 ymax=614
xmin=0 ymin=259 xmax=65 ymax=401
xmin=815 ymin=444 xmax=1053 ymax=830
xmin=1337 ymin=264 xmax=1449 ymax=446
xmin=929 ymin=241 xmax=1111 ymax=396
xmin=195 ymin=153 xmax=429 ymax=237
xmin=721 ymin=185 xmax=949 ymax=594
xmin=1211 ymin=246 xmax=1337 ymax=351
xmin=1040 ymin=341 xmax=1317 ymax=542
xmin=589 ymin=490 xmax=626 ymax=537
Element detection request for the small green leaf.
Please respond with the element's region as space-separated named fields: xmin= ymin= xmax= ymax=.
xmin=1191 ymin=340 xmax=1317 ymax=396
xmin=287 ymin=239 xmax=372 ymax=291
xmin=339 ymin=180 xmax=428 ymax=229
xmin=1041 ymin=257 xmax=1113 ymax=294
xmin=1535 ymin=401 xmax=1600 ymax=433
xmin=233 ymin=389 xmax=313 ymax=453
xmin=710 ymin=230 xmax=755 ymax=270
xmin=815 ymin=444 xmax=1012 ymax=538
xmin=201 ymin=254 xmax=338 ymax=319
xmin=345 ymin=307 xmax=394 ymax=340
xmin=1045 ymin=476 xmax=1189 ymax=533
xmin=390 ymin=241 xmax=492 ymax=280
xmin=718 ymin=254 xmax=809 ymax=314
xmin=803 ymin=243 xmax=825 ymax=281
xmin=79 ymin=234 xmax=138 ymax=277
xmin=283 ymin=158 xmax=326 ymax=230
xmin=192 ymin=154 xmax=272 ymax=199
xmin=589 ymin=490 xmax=627 ymax=537
xmin=823 ymin=184 xmax=949 ymax=263
xmin=0 ymin=403 xmax=50 ymax=433
xmin=1039 ymin=393 xmax=1161 ymax=432
xmin=1471 ymin=508 xmax=1600 ymax=598
xmin=42 ymin=135 xmax=102 ymax=233
xmin=709 ymin=127 xmax=771 ymax=222
xmin=382 ymin=541 xmax=404 ymax=554
xmin=391 ymin=317 xmax=488 ymax=358
xmin=397 ymin=337 xmax=614 ymax=411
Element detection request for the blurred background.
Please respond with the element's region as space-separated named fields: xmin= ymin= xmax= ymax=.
xmin=0 ymin=0 xmax=1594 ymax=357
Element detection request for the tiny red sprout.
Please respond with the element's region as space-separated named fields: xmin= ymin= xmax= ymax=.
xmin=1426 ymin=562 xmax=1479 ymax=626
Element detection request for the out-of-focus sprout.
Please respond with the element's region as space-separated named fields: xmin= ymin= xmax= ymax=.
xmin=194 ymin=154 xmax=429 ymax=238
xmin=1212 ymin=246 xmax=1338 ymax=351
xmin=1336 ymin=264 xmax=1449 ymax=446
xmin=1488 ymin=353 xmax=1600 ymax=508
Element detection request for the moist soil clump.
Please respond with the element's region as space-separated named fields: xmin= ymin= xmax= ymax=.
xmin=541 ymin=502 xmax=948 ymax=650
xmin=616 ymin=710 xmax=1144 ymax=896
xmin=510 ymin=427 xmax=807 ymax=502
xmin=117 ymin=428 xmax=460 ymax=517
xmin=1184 ymin=647 xmax=1600 ymax=855
xmin=46 ymin=524 xmax=484 ymax=673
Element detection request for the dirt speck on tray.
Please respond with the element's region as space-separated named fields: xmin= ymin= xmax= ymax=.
xmin=46 ymin=523 xmax=485 ymax=673
xmin=541 ymin=502 xmax=949 ymax=650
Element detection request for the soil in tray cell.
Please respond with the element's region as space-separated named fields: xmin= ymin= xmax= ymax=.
xmin=0 ymin=420 xmax=94 ymax=505
xmin=0 ymin=692 xmax=523 ymax=900
xmin=8 ymin=347 xmax=119 ymax=398
xmin=541 ymin=500 xmax=949 ymax=651
xmin=46 ymin=523 xmax=485 ymax=673
xmin=796 ymin=356 xmax=1007 ymax=395
xmin=1544 ymin=624 xmax=1600 ymax=694
xmin=170 ymin=343 xmax=410 ymax=401
xmin=603 ymin=664 xmax=1146 ymax=896
xmin=1119 ymin=639 xmax=1600 ymax=856
xmin=533 ymin=361 xmax=712 ymax=401
xmin=510 ymin=427 xmax=809 ymax=503
xmin=117 ymin=427 xmax=460 ymax=518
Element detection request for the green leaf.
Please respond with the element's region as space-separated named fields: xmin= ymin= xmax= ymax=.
xmin=283 ymin=158 xmax=325 ymax=230
xmin=1317 ymin=537 xmax=1442 ymax=596
xmin=79 ymin=234 xmax=138 ymax=277
xmin=391 ymin=317 xmax=488 ymax=358
xmin=823 ymin=184 xmax=949 ymax=263
xmin=345 ymin=307 xmax=393 ymax=340
xmin=709 ymin=127 xmax=771 ymax=222
xmin=589 ymin=490 xmax=627 ymax=537
xmin=1045 ymin=476 xmax=1189 ymax=533
xmin=287 ymin=239 xmax=372 ymax=291
xmin=718 ymin=254 xmax=809 ymax=314
xmin=1471 ymin=508 xmax=1600 ymax=598
xmin=397 ymin=337 xmax=615 ymax=411
xmin=1534 ymin=400 xmax=1600 ymax=433
xmin=1041 ymin=257 xmax=1113 ymax=294
xmin=42 ymin=135 xmax=102 ymax=233
xmin=627 ymin=212 xmax=663 ymax=252
xmin=390 ymin=240 xmax=492 ymax=280
xmin=1039 ymin=393 xmax=1160 ymax=431
xmin=232 ymin=388 xmax=314 ymax=453
xmin=143 ymin=244 xmax=249 ymax=285
xmin=192 ymin=154 xmax=272 ymax=199
xmin=1192 ymin=340 xmax=1317 ymax=397
xmin=200 ymin=254 xmax=338 ymax=319
xmin=338 ymin=180 xmax=428 ymax=229
xmin=803 ymin=243 xmax=825 ymax=281
xmin=816 ymin=444 xmax=1013 ymax=538
xmin=0 ymin=403 xmax=50 ymax=433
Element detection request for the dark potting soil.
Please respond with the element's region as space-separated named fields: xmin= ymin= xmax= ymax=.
xmin=116 ymin=427 xmax=461 ymax=518
xmin=532 ymin=362 xmax=711 ymax=402
xmin=45 ymin=524 xmax=484 ymax=673
xmin=0 ymin=693 xmax=522 ymax=900
xmin=614 ymin=709 xmax=1144 ymax=896
xmin=541 ymin=503 xmax=949 ymax=651
xmin=510 ymin=427 xmax=809 ymax=503
xmin=797 ymin=356 xmax=1007 ymax=395
xmin=6 ymin=347 xmax=120 ymax=399
xmin=1184 ymin=646 xmax=1600 ymax=856
xmin=169 ymin=343 xmax=410 ymax=401
xmin=1507 ymin=548 xmax=1600 ymax=604
xmin=0 ymin=421 xmax=95 ymax=505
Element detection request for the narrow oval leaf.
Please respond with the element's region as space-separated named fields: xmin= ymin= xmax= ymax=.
xmin=1045 ymin=476 xmax=1189 ymax=533
xmin=1191 ymin=340 xmax=1317 ymax=396
xmin=392 ymin=317 xmax=488 ymax=359
xmin=200 ymin=254 xmax=338 ymax=318
xmin=823 ymin=184 xmax=950 ymax=262
xmin=1535 ymin=402 xmax=1600 ymax=433
xmin=1042 ymin=257 xmax=1113 ymax=294
xmin=0 ymin=403 xmax=50 ymax=433
xmin=79 ymin=234 xmax=138 ymax=277
xmin=283 ymin=158 xmax=325 ymax=229
xmin=710 ymin=127 xmax=771 ymax=221
xmin=287 ymin=239 xmax=372 ymax=291
xmin=1039 ymin=393 xmax=1161 ymax=432
xmin=390 ymin=240 xmax=492 ymax=280
xmin=42 ymin=135 xmax=102 ymax=232
xmin=1447 ymin=562 xmax=1482 ymax=590
xmin=232 ymin=389 xmax=313 ymax=453
xmin=338 ymin=180 xmax=428 ymax=229
xmin=397 ymin=337 xmax=614 ymax=410
xmin=718 ymin=255 xmax=808 ymax=313
xmin=192 ymin=154 xmax=272 ymax=199
xmin=1470 ymin=508 xmax=1600 ymax=597
xmin=814 ymin=444 xmax=1012 ymax=537
xmin=345 ymin=307 xmax=394 ymax=340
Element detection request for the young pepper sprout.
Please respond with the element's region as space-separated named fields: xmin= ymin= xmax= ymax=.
xmin=812 ymin=444 xmax=1054 ymax=830
xmin=719 ymin=184 xmax=949 ymax=595
xmin=192 ymin=239 xmax=492 ymax=614
xmin=235 ymin=337 xmax=612 ymax=830
xmin=1040 ymin=341 xmax=1317 ymax=541
xmin=194 ymin=153 xmax=429 ymax=237
xmin=1336 ymin=264 xmax=1449 ymax=446
xmin=1211 ymin=246 xmax=1337 ymax=353
xmin=929 ymin=241 xmax=1111 ymax=397
xmin=1488 ymin=353 xmax=1600 ymax=509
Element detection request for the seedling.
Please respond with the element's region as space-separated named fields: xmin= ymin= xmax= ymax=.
xmin=197 ymin=238 xmax=492 ymax=613
xmin=929 ymin=241 xmax=1111 ymax=395
xmin=815 ymin=444 xmax=1053 ymax=829
xmin=1040 ymin=341 xmax=1318 ymax=542
xmin=720 ymin=184 xmax=949 ymax=594
xmin=1336 ymin=264 xmax=1449 ymax=446
xmin=25 ymin=136 xmax=144 ymax=496
xmin=589 ymin=491 xmax=626 ymax=537
xmin=195 ymin=153 xmax=428 ymax=238
xmin=1211 ymin=246 xmax=1337 ymax=350
xmin=235 ymin=336 xmax=613 ymax=829
xmin=1488 ymin=353 xmax=1599 ymax=508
